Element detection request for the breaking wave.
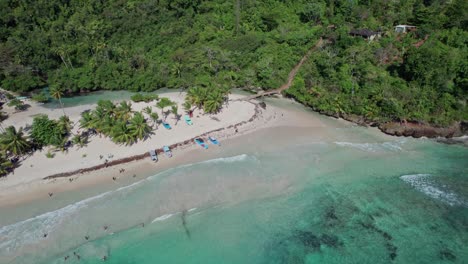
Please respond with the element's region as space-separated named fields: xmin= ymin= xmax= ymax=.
xmin=334 ymin=140 xmax=406 ymax=153
xmin=400 ymin=174 xmax=467 ymax=207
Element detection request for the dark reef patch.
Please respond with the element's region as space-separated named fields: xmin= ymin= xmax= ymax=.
xmin=439 ymin=249 xmax=456 ymax=262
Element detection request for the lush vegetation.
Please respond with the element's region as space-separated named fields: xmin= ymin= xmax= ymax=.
xmin=131 ymin=93 xmax=159 ymax=103
xmin=1 ymin=0 xmax=465 ymax=126
xmin=0 ymin=0 xmax=467 ymax=124
xmin=78 ymin=99 xmax=175 ymax=145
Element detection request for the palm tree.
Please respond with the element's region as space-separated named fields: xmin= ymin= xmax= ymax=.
xmin=128 ymin=112 xmax=151 ymax=140
xmin=150 ymin=112 xmax=159 ymax=128
xmin=116 ymin=101 xmax=133 ymax=121
xmin=171 ymin=105 xmax=181 ymax=125
xmin=79 ymin=111 xmax=94 ymax=130
xmin=183 ymin=101 xmax=192 ymax=114
xmin=111 ymin=122 xmax=135 ymax=145
xmin=50 ymin=86 xmax=66 ymax=116
xmin=99 ymin=116 xmax=116 ymax=136
xmin=156 ymin=97 xmax=175 ymax=121
xmin=203 ymin=89 xmax=226 ymax=114
xmin=186 ymin=87 xmax=207 ymax=110
xmin=57 ymin=115 xmax=73 ymax=135
xmin=0 ymin=126 xmax=30 ymax=156
xmin=143 ymin=106 xmax=153 ymax=116
xmin=72 ymin=134 xmax=88 ymax=148
xmin=96 ymin=100 xmax=116 ymax=117
xmin=0 ymin=154 xmax=13 ymax=177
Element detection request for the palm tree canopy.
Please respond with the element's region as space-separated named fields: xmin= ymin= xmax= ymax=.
xmin=0 ymin=153 xmax=13 ymax=177
xmin=171 ymin=105 xmax=178 ymax=115
xmin=49 ymin=86 xmax=64 ymax=100
xmin=143 ymin=106 xmax=153 ymax=115
xmin=156 ymin=97 xmax=175 ymax=110
xmin=128 ymin=112 xmax=151 ymax=140
xmin=96 ymin=100 xmax=116 ymax=116
xmin=116 ymin=101 xmax=133 ymax=120
xmin=0 ymin=126 xmax=30 ymax=156
xmin=57 ymin=115 xmax=72 ymax=135
xmin=111 ymin=121 xmax=135 ymax=145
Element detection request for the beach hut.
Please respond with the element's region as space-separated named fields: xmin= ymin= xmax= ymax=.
xmin=349 ymin=29 xmax=382 ymax=41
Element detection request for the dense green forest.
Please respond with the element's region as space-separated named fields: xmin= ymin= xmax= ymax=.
xmin=0 ymin=0 xmax=466 ymax=125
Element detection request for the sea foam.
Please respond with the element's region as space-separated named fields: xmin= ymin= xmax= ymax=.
xmin=400 ymin=174 xmax=467 ymax=207
xmin=0 ymin=154 xmax=255 ymax=254
xmin=334 ymin=140 xmax=405 ymax=153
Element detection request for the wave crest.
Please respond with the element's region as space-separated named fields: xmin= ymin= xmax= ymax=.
xmin=334 ymin=140 xmax=405 ymax=152
xmin=400 ymin=174 xmax=467 ymax=207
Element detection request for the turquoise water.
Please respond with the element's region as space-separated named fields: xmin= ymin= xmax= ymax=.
xmin=0 ymin=115 xmax=467 ymax=263
xmin=42 ymin=89 xmax=180 ymax=109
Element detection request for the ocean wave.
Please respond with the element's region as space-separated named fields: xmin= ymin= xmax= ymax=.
xmin=400 ymin=174 xmax=467 ymax=207
xmin=151 ymin=214 xmax=175 ymax=223
xmin=334 ymin=140 xmax=405 ymax=153
xmin=0 ymin=154 xmax=254 ymax=255
xmin=198 ymin=154 xmax=255 ymax=165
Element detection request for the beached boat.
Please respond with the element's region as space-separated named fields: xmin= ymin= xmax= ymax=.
xmin=184 ymin=115 xmax=193 ymax=125
xmin=208 ymin=136 xmax=220 ymax=146
xmin=163 ymin=146 xmax=172 ymax=158
xmin=194 ymin=138 xmax=208 ymax=149
xmin=149 ymin=149 xmax=158 ymax=161
xmin=162 ymin=122 xmax=172 ymax=130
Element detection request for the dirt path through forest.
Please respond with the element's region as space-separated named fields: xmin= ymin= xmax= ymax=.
xmin=243 ymin=37 xmax=324 ymax=101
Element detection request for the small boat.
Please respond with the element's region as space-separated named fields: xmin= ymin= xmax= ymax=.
xmin=194 ymin=138 xmax=208 ymax=149
xmin=208 ymin=136 xmax=220 ymax=146
xmin=162 ymin=122 xmax=172 ymax=130
xmin=184 ymin=115 xmax=193 ymax=125
xmin=149 ymin=149 xmax=158 ymax=161
xmin=163 ymin=146 xmax=172 ymax=158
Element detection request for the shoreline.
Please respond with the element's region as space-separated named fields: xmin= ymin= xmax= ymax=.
xmin=0 ymin=94 xmax=305 ymax=209
xmin=293 ymin=102 xmax=468 ymax=139
xmin=43 ymin=101 xmax=262 ymax=180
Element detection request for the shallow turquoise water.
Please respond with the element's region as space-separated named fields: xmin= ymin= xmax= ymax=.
xmin=1 ymin=119 xmax=467 ymax=263
xmin=42 ymin=89 xmax=179 ymax=109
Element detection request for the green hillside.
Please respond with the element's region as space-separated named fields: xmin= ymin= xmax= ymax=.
xmin=1 ymin=0 xmax=466 ymax=125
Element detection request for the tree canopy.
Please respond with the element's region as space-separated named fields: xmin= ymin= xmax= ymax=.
xmin=0 ymin=0 xmax=466 ymax=125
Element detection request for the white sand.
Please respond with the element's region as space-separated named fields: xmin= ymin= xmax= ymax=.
xmin=0 ymin=93 xmax=330 ymax=207
xmin=1 ymin=92 xmax=258 ymax=185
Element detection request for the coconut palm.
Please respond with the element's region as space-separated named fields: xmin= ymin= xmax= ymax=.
xmin=156 ymin=97 xmax=175 ymax=120
xmin=150 ymin=112 xmax=159 ymax=128
xmin=72 ymin=134 xmax=88 ymax=148
xmin=128 ymin=112 xmax=151 ymax=140
xmin=171 ymin=105 xmax=181 ymax=125
xmin=50 ymin=86 xmax=66 ymax=116
xmin=116 ymin=101 xmax=133 ymax=121
xmin=182 ymin=101 xmax=192 ymax=114
xmin=203 ymin=89 xmax=226 ymax=114
xmin=99 ymin=116 xmax=116 ymax=136
xmin=186 ymin=87 xmax=207 ymax=109
xmin=111 ymin=121 xmax=135 ymax=145
xmin=0 ymin=126 xmax=30 ymax=156
xmin=143 ymin=106 xmax=153 ymax=116
xmin=0 ymin=154 xmax=13 ymax=177
xmin=96 ymin=100 xmax=116 ymax=117
xmin=79 ymin=111 xmax=94 ymax=130
xmin=57 ymin=115 xmax=73 ymax=135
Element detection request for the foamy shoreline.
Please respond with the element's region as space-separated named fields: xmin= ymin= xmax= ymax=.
xmin=0 ymin=94 xmax=319 ymax=208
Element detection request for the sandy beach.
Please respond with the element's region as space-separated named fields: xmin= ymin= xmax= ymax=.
xmin=0 ymin=93 xmax=328 ymax=208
